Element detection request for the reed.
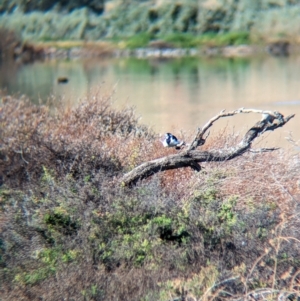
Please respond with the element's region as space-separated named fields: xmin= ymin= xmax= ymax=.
xmin=0 ymin=0 xmax=299 ymax=44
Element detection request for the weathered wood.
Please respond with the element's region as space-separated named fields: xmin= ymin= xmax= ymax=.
xmin=121 ymin=108 xmax=295 ymax=186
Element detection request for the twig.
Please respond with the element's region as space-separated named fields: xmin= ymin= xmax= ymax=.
xmin=199 ymin=276 xmax=240 ymax=301
xmin=248 ymin=147 xmax=280 ymax=153
xmin=13 ymin=148 xmax=29 ymax=164
xmin=187 ymin=108 xmax=287 ymax=152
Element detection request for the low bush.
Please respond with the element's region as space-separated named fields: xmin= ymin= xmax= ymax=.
xmin=0 ymin=93 xmax=300 ymax=300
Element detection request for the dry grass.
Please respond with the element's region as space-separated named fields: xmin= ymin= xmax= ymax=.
xmin=0 ymin=93 xmax=300 ymax=301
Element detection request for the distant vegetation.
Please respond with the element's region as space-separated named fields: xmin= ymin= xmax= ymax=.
xmin=0 ymin=0 xmax=299 ymax=47
xmin=1 ymin=93 xmax=300 ymax=300
xmin=0 ymin=0 xmax=105 ymax=14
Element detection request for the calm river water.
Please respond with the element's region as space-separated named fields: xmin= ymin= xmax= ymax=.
xmin=1 ymin=55 xmax=300 ymax=148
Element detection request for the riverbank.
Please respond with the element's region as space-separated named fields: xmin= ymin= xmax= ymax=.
xmin=1 ymin=0 xmax=300 ymax=61
xmin=41 ymin=42 xmax=257 ymax=59
xmin=10 ymin=39 xmax=293 ymax=62
xmin=0 ymin=27 xmax=294 ymax=63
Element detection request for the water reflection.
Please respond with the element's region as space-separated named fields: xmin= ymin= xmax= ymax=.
xmin=0 ymin=56 xmax=299 ymax=147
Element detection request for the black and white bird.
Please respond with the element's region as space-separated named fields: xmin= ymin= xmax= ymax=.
xmin=162 ymin=133 xmax=185 ymax=149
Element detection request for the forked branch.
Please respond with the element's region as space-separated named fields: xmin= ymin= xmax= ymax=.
xmin=121 ymin=108 xmax=295 ymax=186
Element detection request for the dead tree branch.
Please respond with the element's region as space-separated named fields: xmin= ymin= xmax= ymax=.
xmin=121 ymin=108 xmax=295 ymax=186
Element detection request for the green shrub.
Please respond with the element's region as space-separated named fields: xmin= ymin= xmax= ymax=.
xmin=44 ymin=211 xmax=79 ymax=235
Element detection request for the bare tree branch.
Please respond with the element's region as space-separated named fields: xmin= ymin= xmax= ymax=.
xmin=248 ymin=147 xmax=280 ymax=153
xmin=121 ymin=109 xmax=295 ymax=186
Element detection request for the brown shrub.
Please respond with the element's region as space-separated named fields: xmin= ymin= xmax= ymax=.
xmin=0 ymin=93 xmax=300 ymax=301
xmin=0 ymin=93 xmax=153 ymax=189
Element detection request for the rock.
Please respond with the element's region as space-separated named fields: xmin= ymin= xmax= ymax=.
xmin=222 ymin=45 xmax=253 ymax=57
xmin=148 ymin=40 xmax=174 ymax=49
xmin=57 ymin=77 xmax=69 ymax=84
xmin=267 ymin=41 xmax=290 ymax=57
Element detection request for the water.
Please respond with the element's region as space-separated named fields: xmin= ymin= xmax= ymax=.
xmin=1 ymin=56 xmax=299 ymax=148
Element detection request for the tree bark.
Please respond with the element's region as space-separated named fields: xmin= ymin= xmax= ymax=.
xmin=121 ymin=108 xmax=295 ymax=186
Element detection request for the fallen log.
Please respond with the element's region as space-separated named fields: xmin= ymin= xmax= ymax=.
xmin=121 ymin=108 xmax=295 ymax=186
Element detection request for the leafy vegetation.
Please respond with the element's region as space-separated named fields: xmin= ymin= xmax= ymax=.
xmin=0 ymin=0 xmax=299 ymax=45
xmin=117 ymin=32 xmax=153 ymax=49
xmin=0 ymin=93 xmax=300 ymax=300
xmin=0 ymin=0 xmax=105 ymax=14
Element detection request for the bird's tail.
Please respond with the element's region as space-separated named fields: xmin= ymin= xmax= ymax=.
xmin=175 ymin=141 xmax=186 ymax=150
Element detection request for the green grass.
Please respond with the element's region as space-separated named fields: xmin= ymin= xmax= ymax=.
xmin=159 ymin=32 xmax=200 ymax=48
xmin=118 ymin=32 xmax=153 ymax=49
xmin=112 ymin=31 xmax=250 ymax=50
xmin=197 ymin=31 xmax=250 ymax=47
